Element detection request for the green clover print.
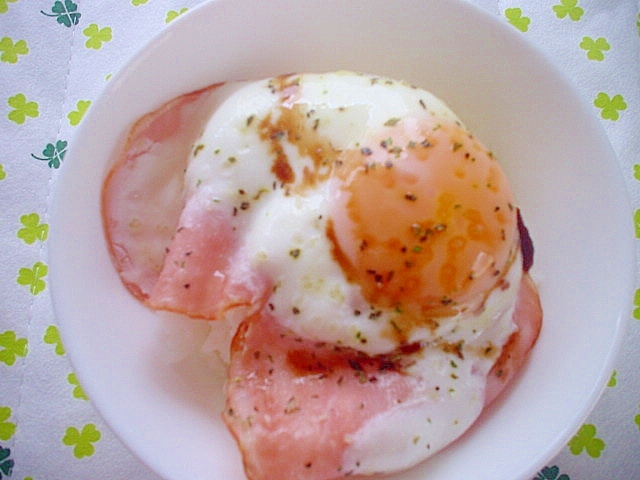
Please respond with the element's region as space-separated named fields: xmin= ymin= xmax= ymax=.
xmin=607 ymin=370 xmax=617 ymax=387
xmin=17 ymin=262 xmax=48 ymax=295
xmin=68 ymin=373 xmax=88 ymax=400
xmin=63 ymin=424 xmax=101 ymax=458
xmin=635 ymin=210 xmax=640 ymax=240
xmin=0 ymin=0 xmax=17 ymax=14
xmin=0 ymin=408 xmax=16 ymax=442
xmin=0 ymin=37 xmax=28 ymax=64
xmin=568 ymin=423 xmax=605 ymax=458
xmin=131 ymin=0 xmax=148 ymax=5
xmin=0 ymin=446 xmax=13 ymax=479
xmin=67 ymin=100 xmax=91 ymax=126
xmin=504 ymin=8 xmax=530 ymax=32
xmin=634 ymin=288 xmax=640 ymax=319
xmin=44 ymin=325 xmax=66 ymax=355
xmin=31 ymin=140 xmax=67 ymax=169
xmin=580 ymin=37 xmax=610 ymax=61
xmin=166 ymin=8 xmax=189 ymax=23
xmin=41 ymin=0 xmax=81 ymax=28
xmin=17 ymin=213 xmax=49 ymax=245
xmin=0 ymin=331 xmax=28 ymax=366
xmin=594 ymin=92 xmax=627 ymax=120
xmin=553 ymin=0 xmax=584 ymax=21
xmin=534 ymin=465 xmax=570 ymax=480
xmin=7 ymin=94 xmax=39 ymax=125
xmin=0 ymin=165 xmax=6 ymax=181
xmin=635 ymin=411 xmax=640 ymax=431
xmin=83 ymin=24 xmax=112 ymax=50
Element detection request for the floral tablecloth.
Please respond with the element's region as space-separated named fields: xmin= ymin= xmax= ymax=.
xmin=1 ymin=0 xmax=639 ymax=479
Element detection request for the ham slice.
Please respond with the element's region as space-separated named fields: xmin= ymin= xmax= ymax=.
xmin=484 ymin=273 xmax=542 ymax=406
xmin=224 ymin=271 xmax=542 ymax=480
xmin=102 ymin=84 xmax=271 ymax=319
xmin=146 ymin=190 xmax=271 ymax=319
xmin=102 ymin=85 xmax=222 ymax=302
xmin=224 ymin=311 xmax=420 ymax=480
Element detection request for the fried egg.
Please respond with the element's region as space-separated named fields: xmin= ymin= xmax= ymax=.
xmin=185 ymin=71 xmax=520 ymax=354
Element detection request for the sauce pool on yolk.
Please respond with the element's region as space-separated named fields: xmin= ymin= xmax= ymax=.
xmin=328 ymin=117 xmax=518 ymax=328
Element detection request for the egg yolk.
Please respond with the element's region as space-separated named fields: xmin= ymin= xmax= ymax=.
xmin=328 ymin=117 xmax=518 ymax=319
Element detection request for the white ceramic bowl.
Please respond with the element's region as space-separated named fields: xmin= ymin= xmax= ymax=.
xmin=49 ymin=0 xmax=635 ymax=479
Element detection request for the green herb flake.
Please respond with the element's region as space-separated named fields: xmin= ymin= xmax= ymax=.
xmin=193 ymin=144 xmax=204 ymax=156
xmin=389 ymin=319 xmax=403 ymax=333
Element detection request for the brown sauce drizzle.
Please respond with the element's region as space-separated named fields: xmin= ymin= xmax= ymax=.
xmin=286 ymin=339 xmax=423 ymax=379
xmin=257 ymin=75 xmax=341 ymax=191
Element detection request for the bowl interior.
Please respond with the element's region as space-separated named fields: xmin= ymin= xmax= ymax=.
xmin=49 ymin=0 xmax=634 ymax=479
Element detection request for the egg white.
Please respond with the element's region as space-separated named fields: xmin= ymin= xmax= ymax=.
xmin=185 ymin=71 xmax=518 ymax=354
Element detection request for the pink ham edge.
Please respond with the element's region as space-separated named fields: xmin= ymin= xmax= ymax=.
xmin=484 ymin=272 xmax=542 ymax=407
xmin=224 ymin=271 xmax=542 ymax=480
xmin=102 ymin=85 xmax=223 ymax=301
